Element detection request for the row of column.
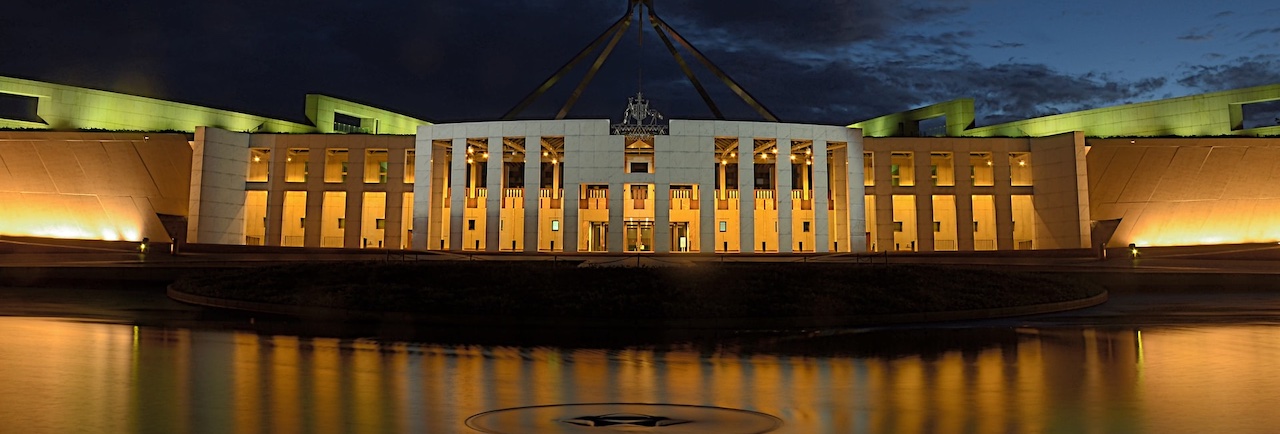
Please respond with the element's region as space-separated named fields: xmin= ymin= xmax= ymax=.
xmin=421 ymin=136 xmax=854 ymax=253
xmin=871 ymin=151 xmax=1016 ymax=252
xmin=261 ymin=144 xmax=409 ymax=248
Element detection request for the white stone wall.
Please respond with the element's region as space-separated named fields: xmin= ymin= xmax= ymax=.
xmin=188 ymin=127 xmax=250 ymax=244
xmin=415 ymin=119 xmax=864 ymax=253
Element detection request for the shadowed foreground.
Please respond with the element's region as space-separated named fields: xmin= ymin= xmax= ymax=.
xmin=171 ymin=262 xmax=1104 ymax=324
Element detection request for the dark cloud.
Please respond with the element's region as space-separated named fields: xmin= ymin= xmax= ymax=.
xmin=1178 ymin=30 xmax=1214 ymax=41
xmin=1242 ymin=27 xmax=1280 ymax=40
xmin=987 ymin=41 xmax=1025 ymax=49
xmin=0 ymin=0 xmax=1194 ymax=128
xmin=1177 ymin=55 xmax=1280 ymax=91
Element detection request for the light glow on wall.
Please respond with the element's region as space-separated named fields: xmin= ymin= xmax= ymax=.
xmin=2 ymin=214 xmax=144 ymax=242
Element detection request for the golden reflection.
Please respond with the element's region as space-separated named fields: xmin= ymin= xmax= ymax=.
xmin=10 ymin=318 xmax=1280 ymax=433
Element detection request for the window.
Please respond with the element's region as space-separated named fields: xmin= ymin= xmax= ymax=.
xmin=630 ymin=162 xmax=648 ymax=173
xmin=933 ymin=221 xmax=942 ymax=232
xmin=802 ymin=221 xmax=811 ymax=233
xmin=468 ymin=219 xmax=476 ymax=231
xmin=337 ymin=218 xmax=345 ymax=229
xmin=247 ymin=148 xmax=270 ymax=182
xmin=299 ymin=217 xmax=306 ymax=228
xmin=376 ymin=218 xmax=386 ymax=230
xmin=0 ymin=92 xmax=39 ymax=122
xmin=893 ymin=221 xmax=904 ymax=232
xmin=973 ymin=221 xmax=980 ymax=232
xmin=719 ymin=221 xmax=727 ymax=232
xmin=551 ymin=220 xmax=560 ymax=231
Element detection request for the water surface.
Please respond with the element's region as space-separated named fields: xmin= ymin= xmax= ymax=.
xmin=3 ymin=286 xmax=1280 ymax=433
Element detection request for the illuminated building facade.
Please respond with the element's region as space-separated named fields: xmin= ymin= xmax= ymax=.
xmin=412 ymin=120 xmax=862 ymax=253
xmin=3 ymin=74 xmax=1280 ymax=252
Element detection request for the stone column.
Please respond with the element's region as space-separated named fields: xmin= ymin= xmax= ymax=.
xmin=812 ymin=139 xmax=830 ymax=252
xmin=523 ymin=136 xmax=541 ymax=252
xmin=655 ymin=183 xmax=671 ymax=253
xmin=701 ymin=138 xmax=718 ymax=253
xmin=873 ymin=149 xmax=894 ymax=252
xmin=608 ymin=182 xmax=624 ymax=253
xmin=448 ymin=138 xmax=467 ymax=250
xmin=411 ymin=131 xmax=432 ymax=251
xmin=343 ymin=148 xmax=365 ymax=248
xmin=954 ymin=148 xmax=975 ymax=251
xmin=485 ymin=136 xmax=503 ymax=251
xmin=737 ymin=137 xmax=755 ymax=252
xmin=304 ymin=144 xmax=325 ymax=247
xmin=914 ymin=149 xmax=934 ymax=252
xmin=994 ymin=149 xmax=1015 ymax=250
xmin=776 ymin=139 xmax=793 ymax=252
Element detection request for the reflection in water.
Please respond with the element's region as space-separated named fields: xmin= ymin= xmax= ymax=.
xmin=3 ymin=317 xmax=1280 ymax=433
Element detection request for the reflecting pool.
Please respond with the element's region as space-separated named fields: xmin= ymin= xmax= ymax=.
xmin=3 ymin=288 xmax=1280 ymax=433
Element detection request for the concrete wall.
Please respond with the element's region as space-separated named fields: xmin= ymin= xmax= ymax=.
xmin=0 ymin=131 xmax=191 ymax=242
xmin=853 ymin=83 xmax=1280 ymax=139
xmin=1030 ymin=132 xmax=1091 ymax=249
xmin=1088 ymin=137 xmax=1280 ymax=246
xmin=0 ymin=75 xmax=430 ymax=134
xmin=189 ymin=128 xmax=249 ymax=244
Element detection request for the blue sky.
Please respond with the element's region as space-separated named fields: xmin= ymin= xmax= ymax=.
xmin=1 ymin=0 xmax=1278 ymax=126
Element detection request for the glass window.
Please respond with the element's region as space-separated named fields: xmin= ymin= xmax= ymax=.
xmin=247 ymin=148 xmax=270 ymax=182
xmin=719 ymin=221 xmax=727 ymax=232
xmin=1010 ymin=152 xmax=1032 ymax=186
xmin=365 ymin=149 xmax=389 ymax=184
xmin=285 ymin=149 xmax=308 ymax=183
xmin=325 ymin=149 xmax=349 ymax=183
xmin=930 ymin=152 xmax=954 ymax=186
xmin=970 ymin=152 xmax=994 ymax=186
xmin=890 ymin=152 xmax=914 ymax=186
xmin=404 ymin=150 xmax=416 ymax=183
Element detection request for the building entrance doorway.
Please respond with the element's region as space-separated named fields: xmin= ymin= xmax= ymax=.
xmin=588 ymin=222 xmax=609 ymax=252
xmin=671 ymin=222 xmax=689 ymax=252
xmin=625 ymin=221 xmax=653 ymax=252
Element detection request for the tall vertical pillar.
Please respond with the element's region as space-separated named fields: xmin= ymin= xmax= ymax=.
xmin=846 ymin=133 xmax=865 ymax=253
xmin=523 ymin=136 xmax=541 ymax=252
xmin=485 ymin=136 xmax=503 ymax=251
xmin=994 ymin=149 xmax=1015 ymax=250
xmin=384 ymin=146 xmax=407 ymax=249
xmin=738 ymin=136 xmax=755 ymax=253
xmin=873 ymin=150 xmax=894 ymax=252
xmin=263 ymin=140 xmax=285 ymax=246
xmin=828 ymin=144 xmax=849 ymax=252
xmin=412 ymin=131 xmax=432 ymax=251
xmin=655 ymin=183 xmax=671 ymax=253
xmin=776 ymin=139 xmax=793 ymax=252
xmin=701 ymin=138 xmax=718 ymax=253
xmin=448 ymin=138 xmax=467 ymax=250
xmin=954 ymin=148 xmax=974 ymax=251
xmin=812 ymin=140 xmax=830 ymax=252
xmin=914 ymin=149 xmax=935 ymax=252
xmin=607 ymin=182 xmax=624 ymax=253
xmin=305 ymin=144 xmax=325 ymax=247
xmin=344 ymin=148 xmax=366 ymax=248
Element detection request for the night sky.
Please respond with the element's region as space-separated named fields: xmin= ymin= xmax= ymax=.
xmin=3 ymin=0 xmax=1279 ymax=126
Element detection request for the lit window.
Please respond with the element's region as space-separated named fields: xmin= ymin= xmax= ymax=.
xmin=719 ymin=221 xmax=727 ymax=232
xmin=551 ymin=220 xmax=560 ymax=231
